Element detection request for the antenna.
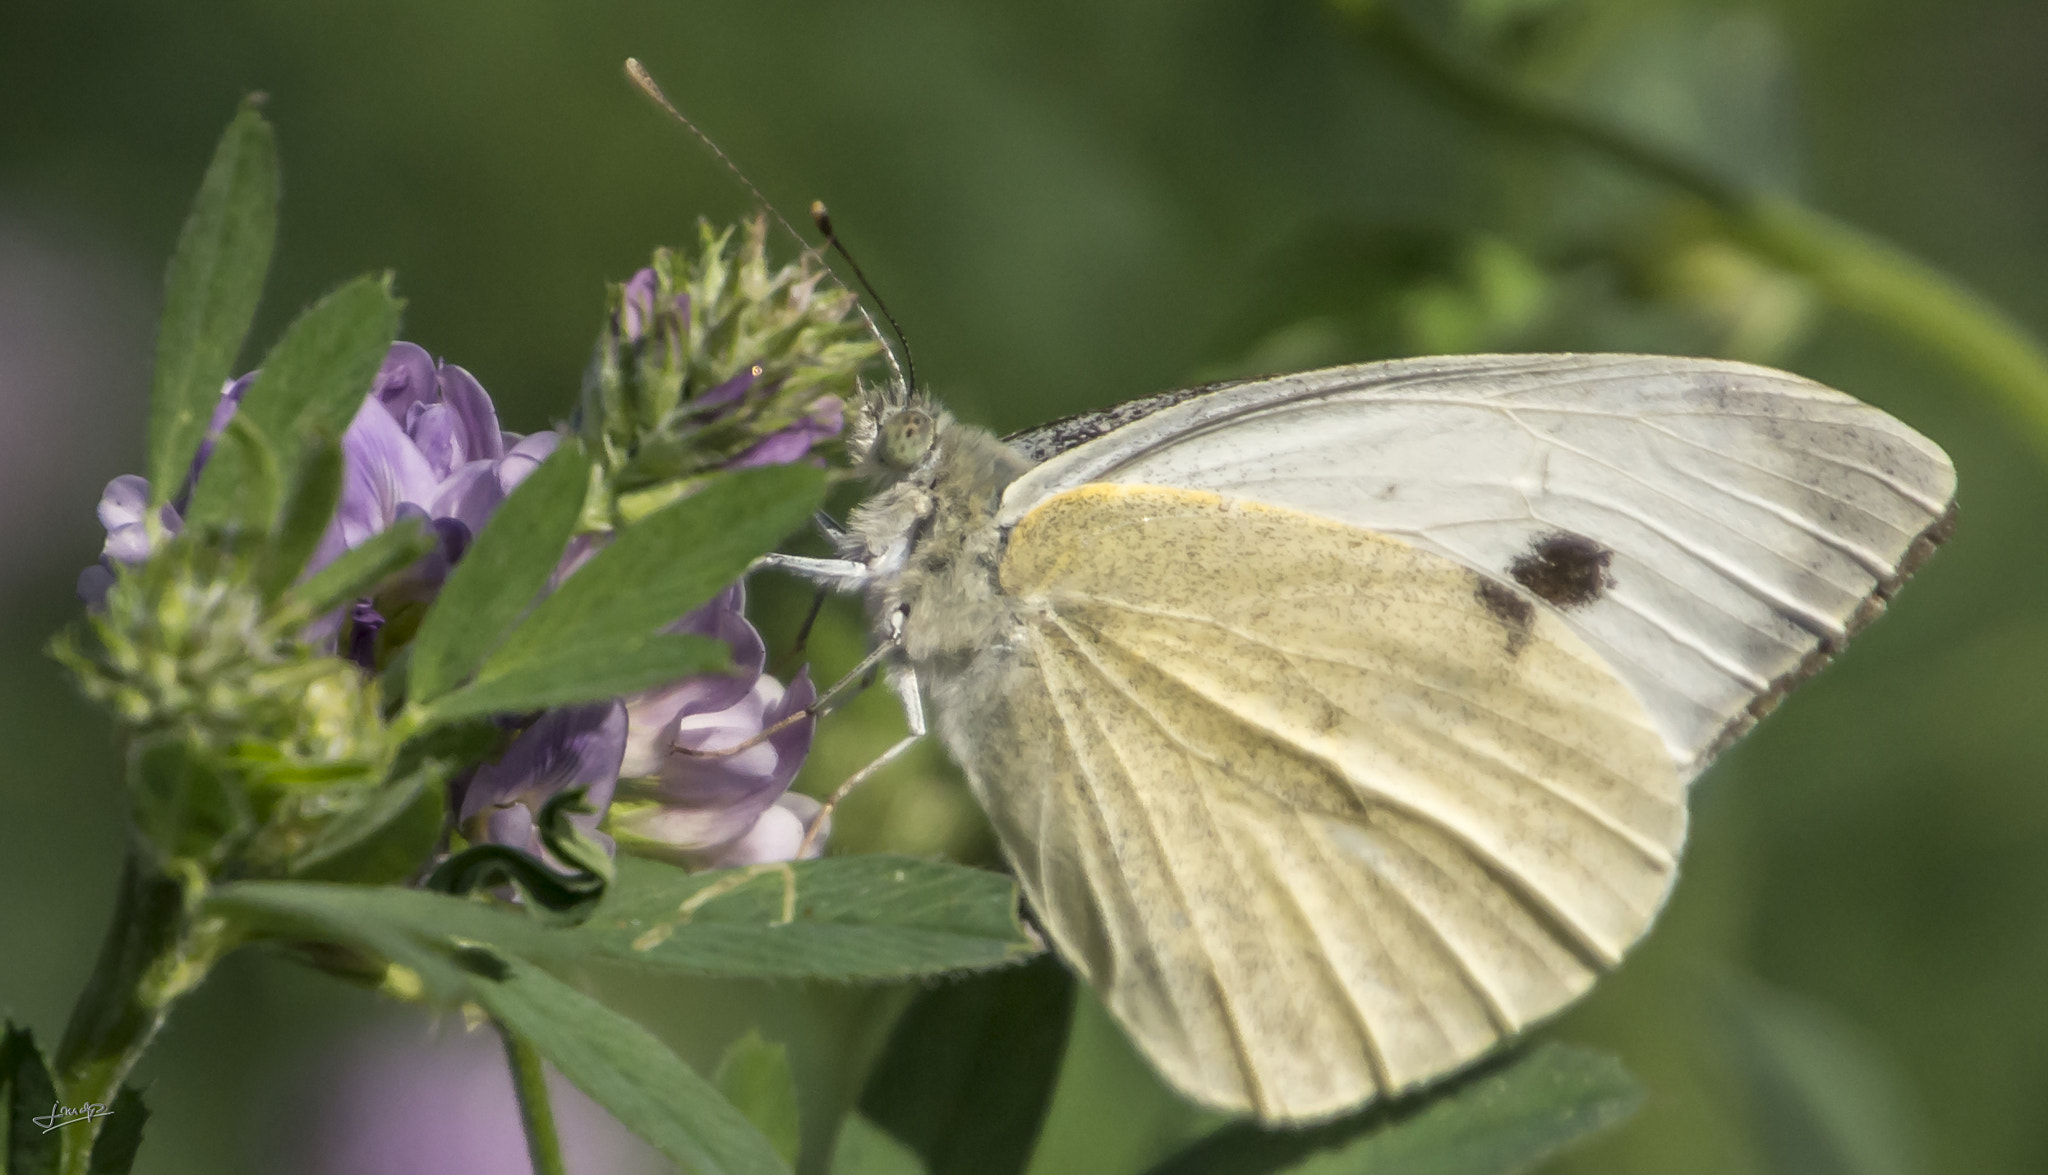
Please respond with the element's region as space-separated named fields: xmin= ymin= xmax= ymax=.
xmin=811 ymin=201 xmax=917 ymax=392
xmin=624 ymin=57 xmax=908 ymax=388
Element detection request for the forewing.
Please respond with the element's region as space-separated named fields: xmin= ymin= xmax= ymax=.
xmin=942 ymin=485 xmax=1682 ymax=1123
xmin=997 ymin=354 xmax=1956 ymax=774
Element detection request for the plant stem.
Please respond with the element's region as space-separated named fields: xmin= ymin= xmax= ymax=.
xmin=504 ymin=1028 xmax=568 ymax=1175
xmin=52 ymin=852 xmax=228 ymax=1175
xmin=1349 ymin=4 xmax=2048 ymax=466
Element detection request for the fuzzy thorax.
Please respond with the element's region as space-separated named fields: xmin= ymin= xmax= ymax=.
xmin=842 ymin=406 xmax=1034 ymax=664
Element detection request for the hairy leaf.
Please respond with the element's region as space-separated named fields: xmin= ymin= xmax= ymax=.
xmin=407 ymin=447 xmax=592 ymax=703
xmin=258 ymin=436 xmax=345 ymax=602
xmin=189 ymin=413 xmax=282 ymax=532
xmin=186 ymin=274 xmax=402 ymax=529
xmin=210 ymin=855 xmax=1037 ymax=983
xmin=461 ymin=463 xmax=822 ymax=703
xmin=587 ymin=856 xmax=1038 ymax=980
xmin=278 ymin=516 xmax=435 ymax=626
xmin=146 ymin=98 xmax=277 ymax=503
xmin=427 ymin=632 xmax=727 ymax=722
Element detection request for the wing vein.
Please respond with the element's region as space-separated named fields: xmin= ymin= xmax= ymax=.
xmin=1043 ymin=604 xmax=1626 ymax=966
xmin=1027 ymin=622 xmax=1267 ymax=1109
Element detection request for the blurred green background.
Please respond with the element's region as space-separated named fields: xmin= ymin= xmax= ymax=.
xmin=4 ymin=0 xmax=2046 ymax=1172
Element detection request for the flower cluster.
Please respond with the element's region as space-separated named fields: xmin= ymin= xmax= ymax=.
xmin=583 ymin=215 xmax=880 ymax=522
xmin=80 ymin=318 xmax=839 ymax=874
xmin=53 ymin=536 xmax=397 ymax=870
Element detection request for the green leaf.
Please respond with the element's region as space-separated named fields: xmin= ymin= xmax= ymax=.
xmin=189 ymin=412 xmax=283 ymax=532
xmin=427 ymin=632 xmax=728 ymax=722
xmin=475 ymin=958 xmax=790 ymax=1175
xmin=859 ymin=956 xmax=1073 ymax=1175
xmin=716 ymin=1032 xmax=802 ymax=1167
xmin=407 ymin=447 xmax=593 ymax=703
xmin=186 ymin=273 xmax=402 ymax=529
xmin=460 ymin=463 xmax=823 ymax=706
xmin=1718 ymin=977 xmax=1927 ymax=1175
xmin=832 ymin=1114 xmax=930 ymax=1175
xmin=206 ymin=882 xmax=787 ymax=1175
xmin=205 ymin=880 xmax=483 ymax=1000
xmin=146 ymin=97 xmax=277 ymax=503
xmin=278 ymin=516 xmax=436 ymax=625
xmin=208 ymin=855 xmax=1037 ymax=983
xmin=85 ymin=1087 xmax=149 ymax=1175
xmin=4 ymin=1023 xmax=61 ymax=1175
xmin=288 ymin=764 xmax=448 ymax=884
xmin=1142 ymin=1044 xmax=1642 ymax=1175
xmin=586 ymin=856 xmax=1039 ymax=980
xmin=258 ymin=435 xmax=345 ymax=602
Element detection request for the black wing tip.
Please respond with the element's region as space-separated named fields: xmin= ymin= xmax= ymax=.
xmin=1694 ymin=495 xmax=1959 ymax=772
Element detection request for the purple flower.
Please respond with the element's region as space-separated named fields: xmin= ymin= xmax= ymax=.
xmin=456 ymin=702 xmax=627 ymax=865
xmin=83 ymin=343 xmax=556 ymax=613
xmin=729 ymin=395 xmax=847 ymax=469
xmin=314 ymin=343 xmax=558 ymax=573
xmin=618 ymin=266 xmax=685 ymax=345
xmin=611 ymin=263 xmax=848 ymax=473
xmin=613 ymin=585 xmax=825 ymax=867
xmin=84 ymin=334 xmax=829 ymax=869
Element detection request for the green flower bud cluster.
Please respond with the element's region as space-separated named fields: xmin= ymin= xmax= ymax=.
xmin=53 ymin=537 xmax=402 ymax=872
xmin=583 ymin=215 xmax=882 ymax=522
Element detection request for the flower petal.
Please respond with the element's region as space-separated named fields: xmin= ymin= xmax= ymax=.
xmin=103 ymin=522 xmax=153 ymax=564
xmin=695 ymin=794 xmax=828 ymax=869
xmin=620 ymin=268 xmax=659 ymax=343
xmin=460 ymin=702 xmax=628 ymax=826
xmin=96 ymin=475 xmax=152 ymax=531
xmin=76 ymin=563 xmax=114 ymax=606
xmin=337 ymin=397 xmax=440 ymax=546
xmin=373 ymin=342 xmax=437 ymax=424
xmin=696 ymin=367 xmax=757 ymax=409
xmin=635 ymin=670 xmax=816 ymax=851
xmin=497 ymin=431 xmax=560 ymax=493
xmin=429 ymin=461 xmax=505 ymax=536
xmin=407 ymin=403 xmax=467 ymax=479
xmin=437 ymin=363 xmax=506 ymax=462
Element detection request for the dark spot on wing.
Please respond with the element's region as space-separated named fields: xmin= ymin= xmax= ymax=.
xmin=1510 ymin=532 xmax=1614 ymax=609
xmin=1476 ymin=578 xmax=1535 ymax=656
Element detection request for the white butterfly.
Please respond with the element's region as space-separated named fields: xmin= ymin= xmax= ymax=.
xmin=764 ymin=353 xmax=1955 ymax=1123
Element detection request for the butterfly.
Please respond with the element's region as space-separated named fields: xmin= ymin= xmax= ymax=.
xmin=759 ymin=350 xmax=1955 ymax=1124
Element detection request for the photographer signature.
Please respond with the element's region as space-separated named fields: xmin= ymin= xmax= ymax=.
xmin=32 ymin=1101 xmax=113 ymax=1133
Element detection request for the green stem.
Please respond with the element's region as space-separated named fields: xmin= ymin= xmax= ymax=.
xmin=52 ymin=852 xmax=228 ymax=1175
xmin=1350 ymin=4 xmax=2048 ymax=465
xmin=504 ymin=1029 xmax=568 ymax=1175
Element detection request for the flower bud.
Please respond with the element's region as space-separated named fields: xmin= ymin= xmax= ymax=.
xmin=582 ymin=216 xmax=881 ymax=522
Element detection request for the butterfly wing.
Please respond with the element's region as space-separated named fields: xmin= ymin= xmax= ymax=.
xmin=936 ymin=484 xmax=1683 ymax=1122
xmin=999 ymin=354 xmax=1956 ymax=775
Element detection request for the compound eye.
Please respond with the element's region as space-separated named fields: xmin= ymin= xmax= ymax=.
xmin=880 ymin=409 xmax=935 ymax=470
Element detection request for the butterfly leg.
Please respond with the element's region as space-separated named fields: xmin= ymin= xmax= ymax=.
xmin=751 ymin=552 xmax=872 ymax=592
xmin=795 ymin=660 xmax=926 ymax=858
xmin=671 ymin=635 xmax=899 ymax=760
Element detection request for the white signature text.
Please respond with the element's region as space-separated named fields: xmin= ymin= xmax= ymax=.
xmin=32 ymin=1101 xmax=113 ymax=1133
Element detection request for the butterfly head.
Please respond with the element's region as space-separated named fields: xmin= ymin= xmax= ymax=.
xmin=850 ymin=379 xmax=944 ymax=480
